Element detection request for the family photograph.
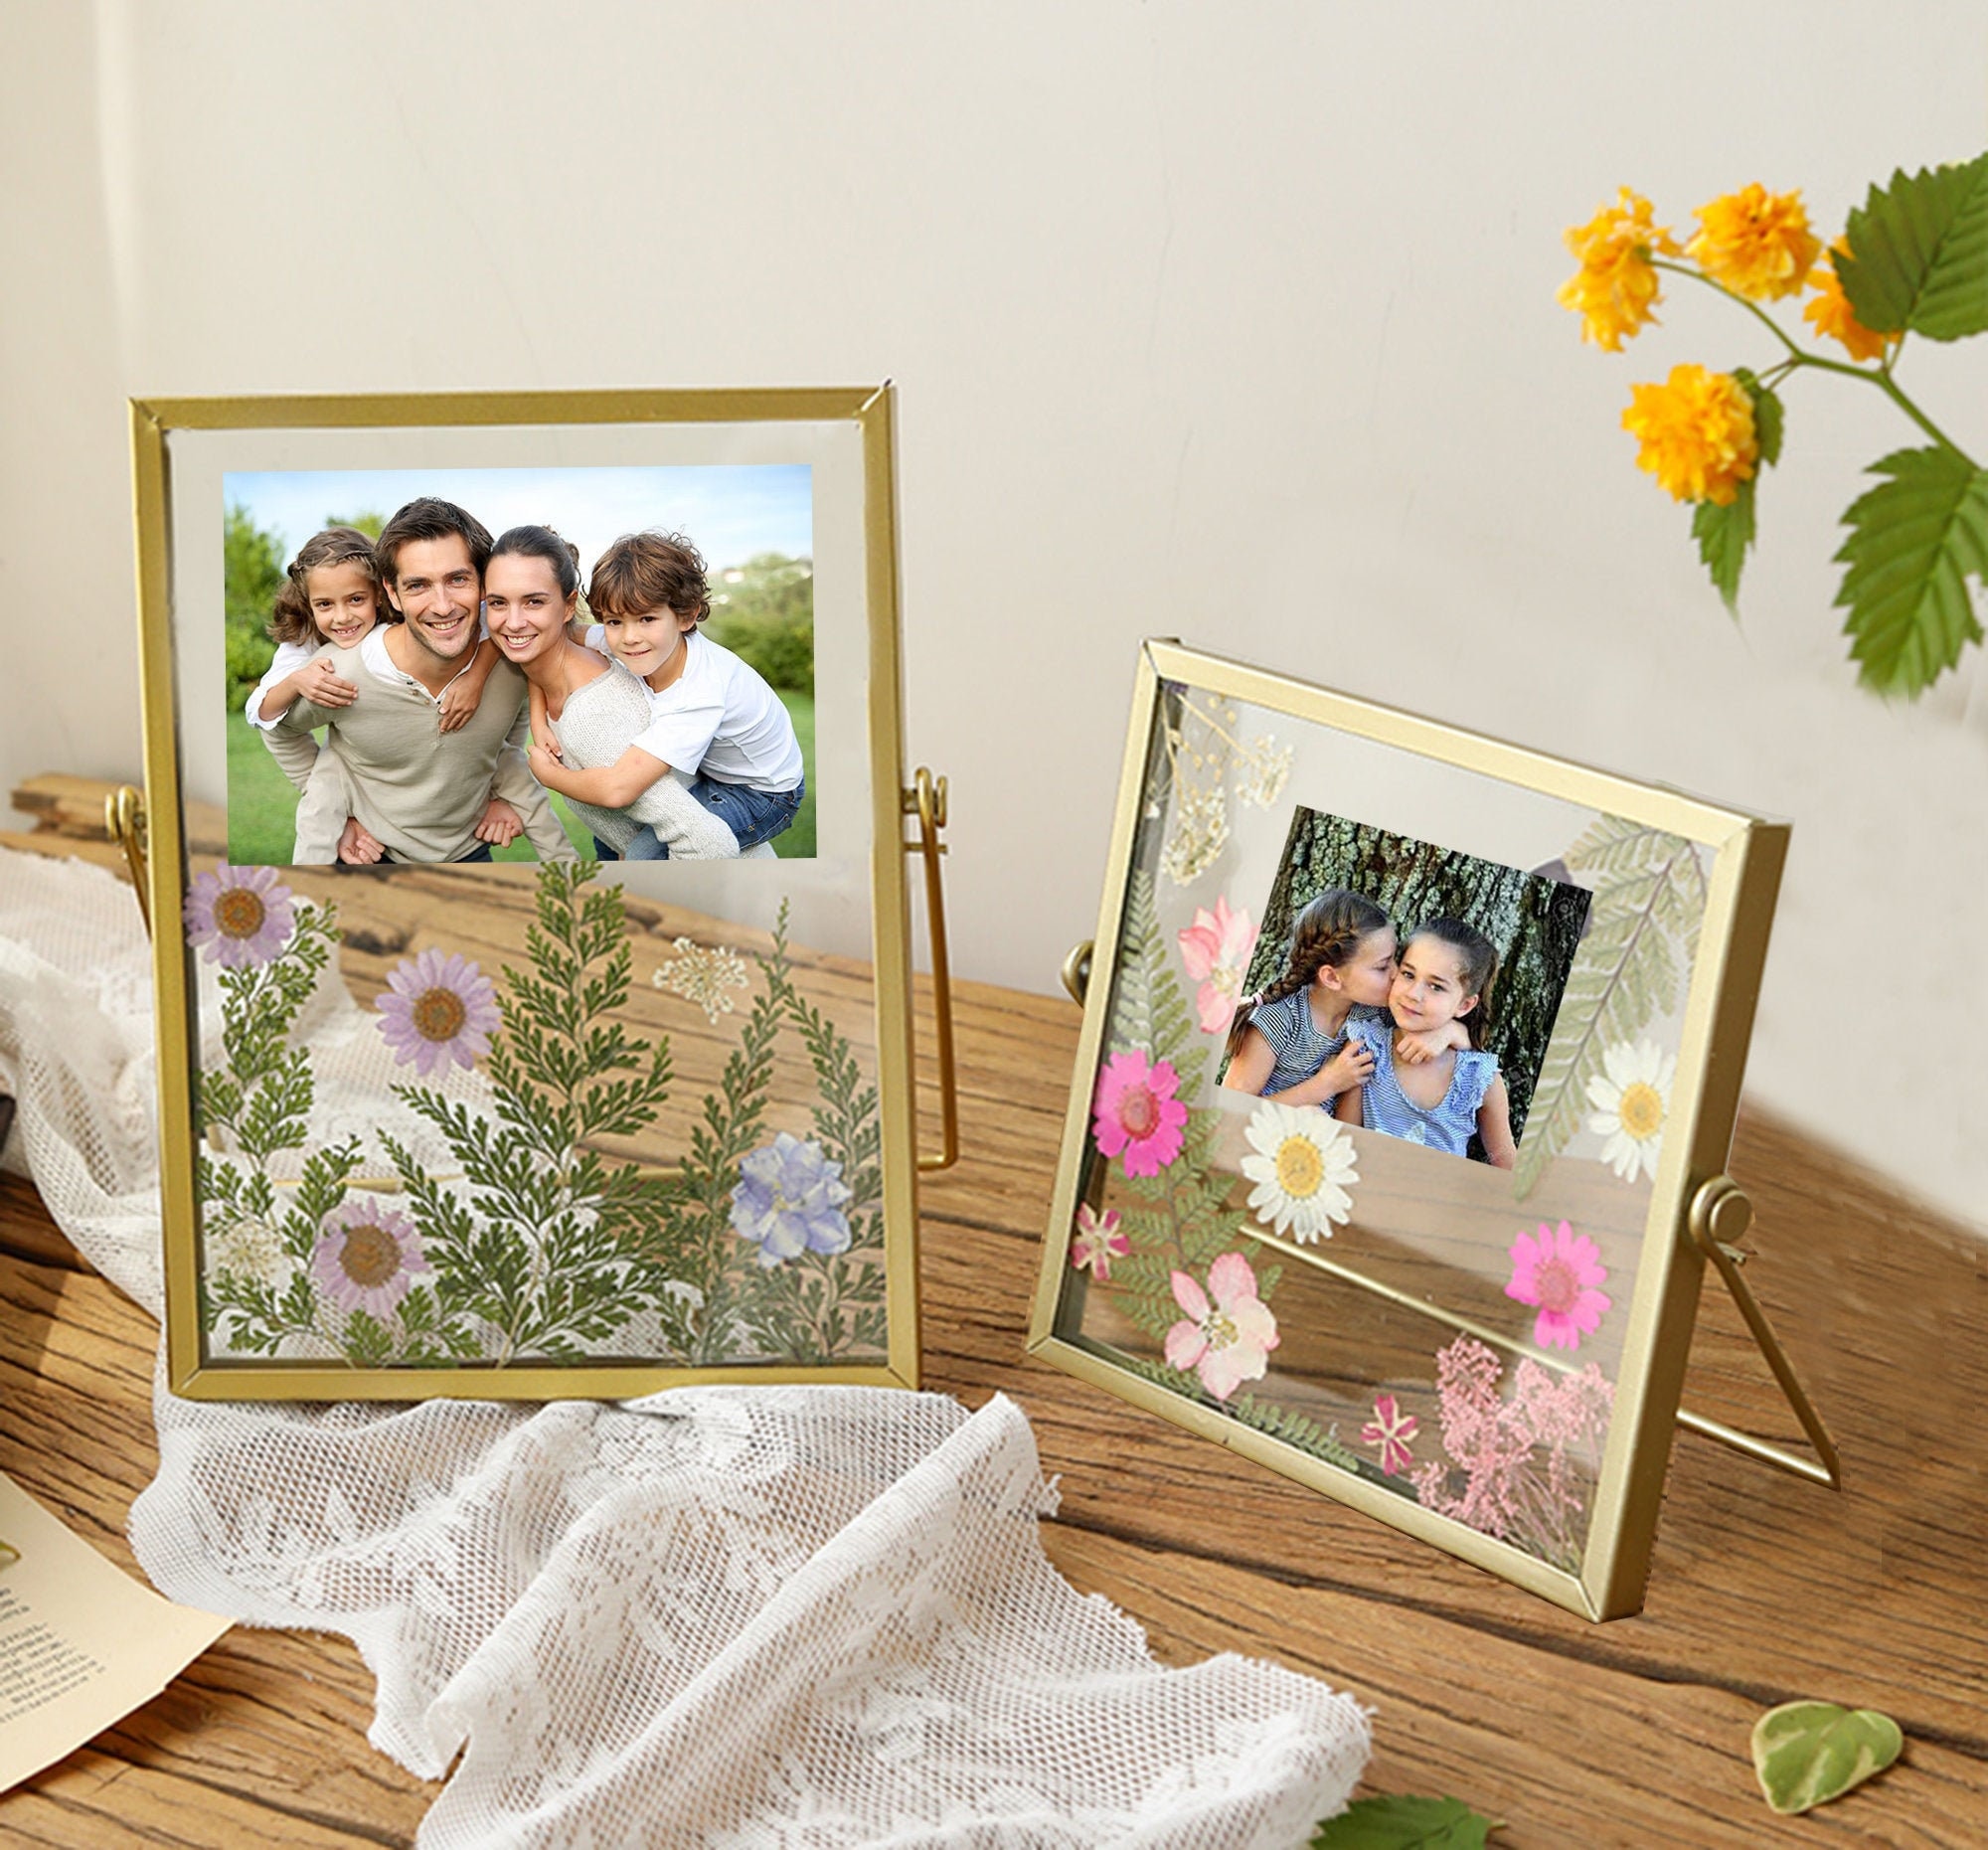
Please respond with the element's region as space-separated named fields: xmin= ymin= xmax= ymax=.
xmin=222 ymin=464 xmax=816 ymax=868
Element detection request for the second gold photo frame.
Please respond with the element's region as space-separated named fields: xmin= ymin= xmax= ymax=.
xmin=1030 ymin=639 xmax=1829 ymax=1620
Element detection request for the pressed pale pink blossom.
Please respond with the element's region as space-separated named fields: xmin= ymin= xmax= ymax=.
xmin=377 ymin=948 xmax=501 ymax=1079
xmin=1091 ymin=1049 xmax=1188 ymax=1177
xmin=1505 ymin=1220 xmax=1612 ymax=1351
xmin=1361 ymin=1393 xmax=1420 ymax=1476
xmin=1411 ymin=1334 xmax=1613 ymax=1568
xmin=1163 ymin=1252 xmax=1279 ymax=1402
xmin=1177 ymin=896 xmax=1259 ymax=1035
xmin=1070 ymin=1204 xmax=1131 ymax=1280
xmin=184 ymin=865 xmax=296 ymax=968
xmin=310 ymin=1197 xmax=425 ymax=1321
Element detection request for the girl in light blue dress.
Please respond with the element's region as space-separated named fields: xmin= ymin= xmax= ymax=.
xmin=1221 ymin=890 xmax=1464 ymax=1110
xmin=1335 ymin=918 xmax=1517 ymax=1168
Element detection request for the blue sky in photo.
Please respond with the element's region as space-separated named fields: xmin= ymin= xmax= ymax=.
xmin=224 ymin=464 xmax=813 ymax=575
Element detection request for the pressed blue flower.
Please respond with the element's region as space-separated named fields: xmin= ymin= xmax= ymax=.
xmin=730 ymin=1132 xmax=854 ymax=1268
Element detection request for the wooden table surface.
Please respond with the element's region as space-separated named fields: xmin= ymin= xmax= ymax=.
xmin=1 ymin=781 xmax=1983 ymax=1846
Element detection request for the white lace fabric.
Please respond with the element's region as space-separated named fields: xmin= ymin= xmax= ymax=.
xmin=0 ymin=846 xmax=1371 ymax=1846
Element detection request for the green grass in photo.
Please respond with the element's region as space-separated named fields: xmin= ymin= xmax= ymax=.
xmin=225 ymin=690 xmax=816 ymax=865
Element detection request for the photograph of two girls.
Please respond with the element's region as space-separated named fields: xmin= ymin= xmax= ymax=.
xmin=222 ymin=464 xmax=816 ymax=870
xmin=1219 ymin=809 xmax=1591 ymax=1170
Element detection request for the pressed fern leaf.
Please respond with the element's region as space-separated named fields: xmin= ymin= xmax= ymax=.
xmin=1515 ymin=818 xmax=1704 ymax=1197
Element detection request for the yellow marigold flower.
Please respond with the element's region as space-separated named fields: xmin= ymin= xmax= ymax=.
xmin=1803 ymin=237 xmax=1897 ymax=363
xmin=1685 ymin=184 xmax=1821 ymax=301
xmin=1621 ymin=365 xmax=1758 ymax=506
xmin=1557 ymin=188 xmax=1680 ymax=351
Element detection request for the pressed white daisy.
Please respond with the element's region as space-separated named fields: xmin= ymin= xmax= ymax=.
xmin=1584 ymin=1037 xmax=1677 ymax=1183
xmin=1240 ymin=1099 xmax=1359 ymax=1243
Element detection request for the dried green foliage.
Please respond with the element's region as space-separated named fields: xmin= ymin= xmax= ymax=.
xmin=199 ymin=867 xmax=887 ymax=1370
xmin=1101 ymin=870 xmax=1262 ymax=1346
xmin=1514 ymin=817 xmax=1705 ymax=1198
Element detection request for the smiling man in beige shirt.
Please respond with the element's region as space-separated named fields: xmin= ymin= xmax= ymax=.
xmin=276 ymin=498 xmax=575 ymax=866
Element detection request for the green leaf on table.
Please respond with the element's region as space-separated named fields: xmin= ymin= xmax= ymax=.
xmin=1837 ymin=153 xmax=1988 ymax=340
xmin=1752 ymin=1701 xmax=1903 ymax=1815
xmin=1834 ymin=444 xmax=1988 ymax=697
xmin=1311 ymin=1794 xmax=1501 ymax=1848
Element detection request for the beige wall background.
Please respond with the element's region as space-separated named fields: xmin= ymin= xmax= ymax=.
xmin=4 ymin=1 xmax=1983 ymax=1231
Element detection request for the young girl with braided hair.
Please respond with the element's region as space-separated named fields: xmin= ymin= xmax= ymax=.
xmin=1221 ymin=890 xmax=1464 ymax=1109
xmin=1336 ymin=917 xmax=1518 ymax=1168
xmin=246 ymin=525 xmax=507 ymax=862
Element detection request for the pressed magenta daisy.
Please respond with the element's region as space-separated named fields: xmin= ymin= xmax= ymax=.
xmin=377 ymin=948 xmax=500 ymax=1079
xmin=310 ymin=1197 xmax=425 ymax=1321
xmin=1090 ymin=1049 xmax=1188 ymax=1177
xmin=184 ymin=865 xmax=296 ymax=968
xmin=1505 ymin=1220 xmax=1611 ymax=1352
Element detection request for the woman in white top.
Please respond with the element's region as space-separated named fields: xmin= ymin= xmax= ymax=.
xmin=481 ymin=526 xmax=739 ymax=862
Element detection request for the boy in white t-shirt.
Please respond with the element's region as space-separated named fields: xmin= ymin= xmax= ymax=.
xmin=526 ymin=531 xmax=806 ymax=860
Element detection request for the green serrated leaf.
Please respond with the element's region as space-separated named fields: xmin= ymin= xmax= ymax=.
xmin=1731 ymin=369 xmax=1785 ymax=470
xmin=1751 ymin=1701 xmax=1903 ymax=1816
xmin=1692 ymin=483 xmax=1756 ymax=614
xmin=1834 ymin=444 xmax=1988 ymax=697
xmin=1311 ymin=1794 xmax=1500 ymax=1849
xmin=1839 ymin=153 xmax=1988 ymax=341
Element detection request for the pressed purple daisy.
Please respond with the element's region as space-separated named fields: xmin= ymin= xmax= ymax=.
xmin=376 ymin=948 xmax=500 ymax=1078
xmin=183 ymin=865 xmax=296 ymax=968
xmin=309 ymin=1197 xmax=424 ymax=1320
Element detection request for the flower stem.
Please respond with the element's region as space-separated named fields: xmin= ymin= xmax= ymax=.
xmin=1651 ymin=259 xmax=1976 ymax=464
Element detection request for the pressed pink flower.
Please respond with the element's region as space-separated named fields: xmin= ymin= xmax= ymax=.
xmin=1361 ymin=1393 xmax=1420 ymax=1476
xmin=1163 ymin=1252 xmax=1279 ymax=1401
xmin=1070 ymin=1204 xmax=1131 ymax=1279
xmin=1091 ymin=1049 xmax=1188 ymax=1177
xmin=184 ymin=864 xmax=295 ymax=968
xmin=377 ymin=948 xmax=500 ymax=1079
xmin=310 ymin=1197 xmax=424 ymax=1320
xmin=1177 ymin=896 xmax=1259 ymax=1035
xmin=1505 ymin=1220 xmax=1612 ymax=1352
xmin=1411 ymin=1334 xmax=1613 ymax=1567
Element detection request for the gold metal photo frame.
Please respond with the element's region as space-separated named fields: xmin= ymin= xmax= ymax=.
xmin=1028 ymin=640 xmax=1834 ymax=1620
xmin=128 ymin=387 xmax=953 ymax=1400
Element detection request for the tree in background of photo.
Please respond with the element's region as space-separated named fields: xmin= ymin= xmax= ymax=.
xmin=705 ymin=553 xmax=813 ymax=693
xmin=1242 ymin=811 xmax=1591 ymax=1147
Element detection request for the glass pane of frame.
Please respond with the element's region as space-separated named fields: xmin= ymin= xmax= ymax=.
xmin=133 ymin=390 xmax=920 ymax=1400
xmin=1030 ymin=641 xmax=1785 ymax=1619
